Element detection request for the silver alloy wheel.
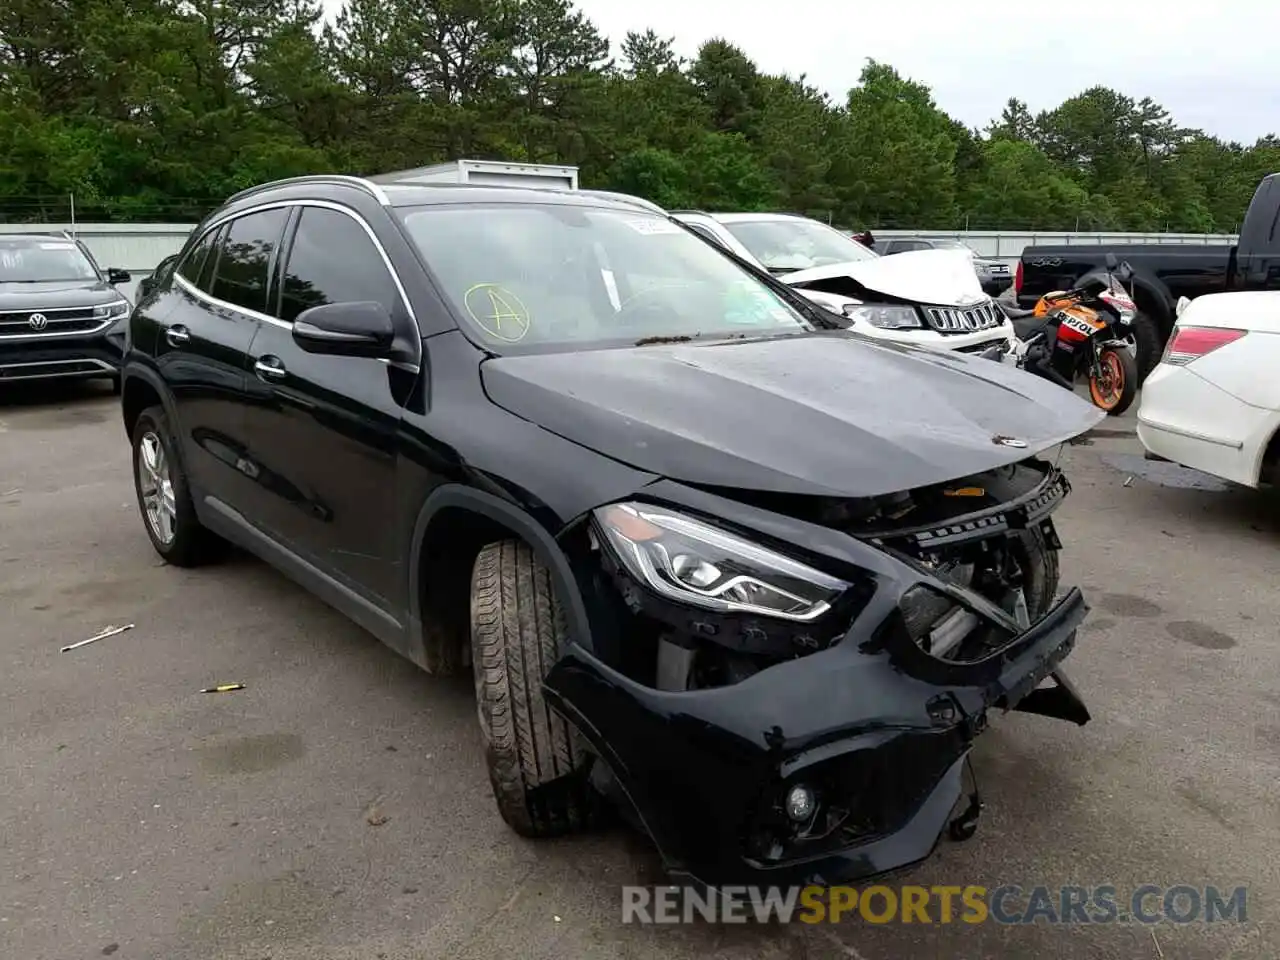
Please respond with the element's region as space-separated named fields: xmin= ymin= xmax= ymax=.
xmin=138 ymin=431 xmax=177 ymax=545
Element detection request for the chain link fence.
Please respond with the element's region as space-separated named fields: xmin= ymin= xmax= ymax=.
xmin=0 ymin=196 xmax=225 ymax=225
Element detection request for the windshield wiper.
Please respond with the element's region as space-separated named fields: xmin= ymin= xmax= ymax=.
xmin=635 ymin=334 xmax=695 ymax=346
xmin=633 ymin=328 xmax=812 ymax=348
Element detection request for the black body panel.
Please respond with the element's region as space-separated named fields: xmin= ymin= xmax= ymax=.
xmin=482 ymin=332 xmax=1102 ymax=498
xmin=120 ymin=176 xmax=1098 ymax=887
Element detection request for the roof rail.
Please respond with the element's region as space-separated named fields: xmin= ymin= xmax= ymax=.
xmin=225 ymin=175 xmax=391 ymax=207
xmin=390 ymin=182 xmax=669 ymax=215
xmin=574 ymin=189 xmax=667 ymax=215
xmin=668 ymin=209 xmax=713 ymax=217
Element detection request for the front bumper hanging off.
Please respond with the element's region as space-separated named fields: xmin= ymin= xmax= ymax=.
xmin=542 ymin=483 xmax=1091 ymax=888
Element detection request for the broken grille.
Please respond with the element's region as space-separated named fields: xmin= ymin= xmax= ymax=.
xmin=922 ymin=301 xmax=1004 ymax=334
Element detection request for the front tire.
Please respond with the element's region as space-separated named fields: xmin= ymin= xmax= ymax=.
xmin=1089 ymin=346 xmax=1138 ymax=416
xmin=1015 ymin=526 xmax=1060 ymax=620
xmin=469 ymin=540 xmax=593 ymax=838
xmin=982 ymin=467 xmax=1060 ymax=619
xmin=130 ymin=405 xmax=220 ymax=566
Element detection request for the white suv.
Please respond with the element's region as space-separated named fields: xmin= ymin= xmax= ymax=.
xmin=672 ymin=211 xmax=1015 ymax=355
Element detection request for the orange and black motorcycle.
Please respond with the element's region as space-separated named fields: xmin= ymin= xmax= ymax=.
xmin=998 ymin=254 xmax=1139 ymax=415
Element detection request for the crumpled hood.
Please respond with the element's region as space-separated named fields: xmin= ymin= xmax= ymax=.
xmin=481 ymin=331 xmax=1104 ymax=498
xmin=782 ymin=249 xmax=988 ymax=307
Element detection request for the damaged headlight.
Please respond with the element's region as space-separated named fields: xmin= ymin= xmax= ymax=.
xmin=594 ymin=503 xmax=850 ymax=622
xmin=842 ymin=304 xmax=921 ymax=329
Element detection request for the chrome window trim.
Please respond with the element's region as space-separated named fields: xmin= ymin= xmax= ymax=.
xmin=174 ymin=272 xmax=280 ymax=327
xmin=172 ymin=198 xmax=421 ymax=373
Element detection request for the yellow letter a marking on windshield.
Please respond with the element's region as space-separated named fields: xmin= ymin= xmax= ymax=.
xmin=485 ymin=287 xmax=529 ymax=341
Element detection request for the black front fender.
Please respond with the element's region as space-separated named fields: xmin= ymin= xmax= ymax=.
xmin=121 ymin=360 xmax=179 ymax=437
xmin=407 ymin=483 xmax=597 ymax=661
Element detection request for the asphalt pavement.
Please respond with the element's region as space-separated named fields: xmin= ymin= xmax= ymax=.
xmin=1 ymin=381 xmax=1277 ymax=960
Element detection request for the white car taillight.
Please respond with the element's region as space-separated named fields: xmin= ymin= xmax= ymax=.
xmin=1162 ymin=326 xmax=1247 ymax=366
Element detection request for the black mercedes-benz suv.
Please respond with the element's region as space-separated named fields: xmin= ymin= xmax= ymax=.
xmin=120 ymin=175 xmax=1103 ymax=887
xmin=0 ymin=232 xmax=133 ymax=388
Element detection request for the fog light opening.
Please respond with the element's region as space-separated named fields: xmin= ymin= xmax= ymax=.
xmin=785 ymin=784 xmax=816 ymax=823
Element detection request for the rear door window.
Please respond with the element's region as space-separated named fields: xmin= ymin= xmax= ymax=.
xmin=207 ymin=208 xmax=290 ymax=315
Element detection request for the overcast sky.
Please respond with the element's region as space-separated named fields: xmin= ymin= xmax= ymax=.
xmin=574 ymin=0 xmax=1280 ymax=144
xmin=322 ymin=0 xmax=1279 ymax=144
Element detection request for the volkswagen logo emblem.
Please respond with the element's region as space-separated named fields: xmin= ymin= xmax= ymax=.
xmin=27 ymin=313 xmax=48 ymax=331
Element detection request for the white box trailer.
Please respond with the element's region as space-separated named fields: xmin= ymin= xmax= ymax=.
xmin=369 ymin=159 xmax=579 ymax=190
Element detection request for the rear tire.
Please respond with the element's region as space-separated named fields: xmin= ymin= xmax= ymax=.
xmin=469 ymin=540 xmax=593 ymax=838
xmin=130 ymin=405 xmax=221 ymax=567
xmin=1089 ymin=346 xmax=1138 ymax=416
xmin=1131 ymin=311 xmax=1162 ymax=383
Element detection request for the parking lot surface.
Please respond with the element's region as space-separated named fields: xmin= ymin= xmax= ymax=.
xmin=2 ymin=382 xmax=1277 ymax=960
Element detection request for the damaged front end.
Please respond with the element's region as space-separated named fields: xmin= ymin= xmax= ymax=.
xmin=544 ymin=455 xmax=1090 ymax=887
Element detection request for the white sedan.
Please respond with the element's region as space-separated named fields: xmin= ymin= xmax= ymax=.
xmin=1136 ymin=291 xmax=1280 ymax=487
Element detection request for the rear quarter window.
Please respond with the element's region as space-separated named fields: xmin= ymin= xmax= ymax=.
xmin=177 ymin=226 xmax=220 ymax=290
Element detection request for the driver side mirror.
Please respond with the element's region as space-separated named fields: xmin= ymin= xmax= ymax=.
xmin=108 ymin=267 xmax=132 ymax=284
xmin=1176 ymin=296 xmax=1191 ymax=318
xmin=292 ymin=301 xmax=395 ymax=358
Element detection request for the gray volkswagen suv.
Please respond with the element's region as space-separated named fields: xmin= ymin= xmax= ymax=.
xmin=0 ymin=232 xmax=133 ymax=389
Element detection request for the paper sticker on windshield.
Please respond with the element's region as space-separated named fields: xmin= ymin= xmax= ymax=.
xmin=623 ymin=218 xmax=682 ymax=236
xmin=38 ymin=241 xmax=76 ymax=250
xmin=725 ymin=282 xmax=797 ymax=326
xmin=464 ymin=283 xmax=531 ymax=342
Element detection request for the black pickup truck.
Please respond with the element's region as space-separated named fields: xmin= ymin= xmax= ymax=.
xmin=1016 ymin=172 xmax=1280 ymax=381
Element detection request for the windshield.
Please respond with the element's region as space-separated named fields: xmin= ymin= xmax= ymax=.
xmin=397 ymin=204 xmax=815 ymax=350
xmin=0 ymin=238 xmax=98 ymax=282
xmin=721 ymin=218 xmax=878 ymax=273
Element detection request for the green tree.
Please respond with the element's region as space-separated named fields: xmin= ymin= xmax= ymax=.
xmin=506 ymin=0 xmax=610 ymax=164
xmin=689 ymin=39 xmax=763 ymax=141
xmin=832 ymin=61 xmax=958 ymax=227
xmin=753 ymin=74 xmax=835 ymax=215
xmin=1 ymin=0 xmax=1276 ymax=230
xmin=962 ymin=137 xmax=1088 ymax=229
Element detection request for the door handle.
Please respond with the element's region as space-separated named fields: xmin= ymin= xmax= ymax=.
xmin=253 ymin=356 xmax=287 ymax=381
xmin=165 ymin=325 xmax=190 ymax=347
